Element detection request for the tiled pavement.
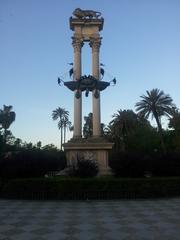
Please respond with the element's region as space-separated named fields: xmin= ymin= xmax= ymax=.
xmin=0 ymin=198 xmax=180 ymax=240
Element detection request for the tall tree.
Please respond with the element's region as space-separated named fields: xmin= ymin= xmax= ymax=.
xmin=0 ymin=105 xmax=16 ymax=143
xmin=52 ymin=107 xmax=70 ymax=150
xmin=135 ymin=88 xmax=175 ymax=154
xmin=83 ymin=113 xmax=93 ymax=138
xmin=168 ymin=107 xmax=180 ymax=152
xmin=83 ymin=113 xmax=106 ymax=138
xmin=36 ymin=141 xmax=42 ymax=149
xmin=14 ymin=138 xmax=23 ymax=149
xmin=62 ymin=117 xmax=72 ymax=144
xmin=169 ymin=107 xmax=180 ymax=132
xmin=100 ymin=123 xmax=106 ymax=136
xmin=108 ymin=109 xmax=141 ymax=151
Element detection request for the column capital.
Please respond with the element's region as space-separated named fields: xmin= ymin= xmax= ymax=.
xmin=72 ymin=37 xmax=84 ymax=52
xmin=89 ymin=37 xmax=101 ymax=52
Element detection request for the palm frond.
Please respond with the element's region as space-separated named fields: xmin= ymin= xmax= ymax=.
xmin=135 ymin=88 xmax=174 ymax=129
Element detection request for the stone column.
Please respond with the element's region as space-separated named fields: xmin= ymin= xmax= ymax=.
xmin=72 ymin=37 xmax=83 ymax=138
xmin=90 ymin=37 xmax=101 ymax=137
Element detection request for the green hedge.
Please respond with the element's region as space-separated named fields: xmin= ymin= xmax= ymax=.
xmin=1 ymin=177 xmax=180 ymax=200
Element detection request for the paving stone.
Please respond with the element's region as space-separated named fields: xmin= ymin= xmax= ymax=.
xmin=0 ymin=198 xmax=180 ymax=239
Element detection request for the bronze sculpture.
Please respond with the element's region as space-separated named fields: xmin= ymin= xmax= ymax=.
xmin=72 ymin=8 xmax=101 ymax=19
xmin=58 ymin=75 xmax=116 ymax=99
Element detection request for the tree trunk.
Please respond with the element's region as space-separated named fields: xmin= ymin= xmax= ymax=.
xmin=3 ymin=129 xmax=7 ymax=145
xmin=64 ymin=126 xmax=66 ymax=144
xmin=60 ymin=126 xmax=63 ymax=151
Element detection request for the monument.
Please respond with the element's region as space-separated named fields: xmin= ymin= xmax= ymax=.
xmin=61 ymin=8 xmax=115 ymax=175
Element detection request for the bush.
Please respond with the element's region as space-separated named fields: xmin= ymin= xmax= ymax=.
xmin=109 ymin=152 xmax=145 ymax=177
xmin=68 ymin=158 xmax=99 ymax=177
xmin=1 ymin=177 xmax=180 ymax=199
xmin=109 ymin=151 xmax=180 ymax=177
xmin=153 ymin=152 xmax=180 ymax=177
xmin=0 ymin=149 xmax=66 ymax=179
xmin=0 ymin=179 xmax=3 ymax=191
xmin=75 ymin=159 xmax=99 ymax=177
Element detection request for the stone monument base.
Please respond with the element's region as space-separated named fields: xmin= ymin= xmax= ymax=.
xmin=63 ymin=137 xmax=114 ymax=176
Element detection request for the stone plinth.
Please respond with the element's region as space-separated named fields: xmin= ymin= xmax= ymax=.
xmin=64 ymin=138 xmax=113 ymax=176
xmin=70 ymin=18 xmax=104 ymax=41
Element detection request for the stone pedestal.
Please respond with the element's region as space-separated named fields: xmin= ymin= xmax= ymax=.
xmin=64 ymin=138 xmax=113 ymax=175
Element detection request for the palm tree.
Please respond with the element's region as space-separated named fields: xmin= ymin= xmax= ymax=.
xmin=109 ymin=109 xmax=139 ymax=151
xmin=52 ymin=107 xmax=70 ymax=150
xmin=0 ymin=105 xmax=16 ymax=143
xmin=61 ymin=109 xmax=71 ymax=145
xmin=135 ymin=88 xmax=175 ymax=154
xmin=62 ymin=117 xmax=72 ymax=144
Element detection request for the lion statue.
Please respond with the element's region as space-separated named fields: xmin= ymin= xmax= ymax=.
xmin=73 ymin=8 xmax=101 ymax=19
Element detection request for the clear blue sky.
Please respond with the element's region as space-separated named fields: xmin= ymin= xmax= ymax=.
xmin=1 ymin=0 xmax=180 ymax=147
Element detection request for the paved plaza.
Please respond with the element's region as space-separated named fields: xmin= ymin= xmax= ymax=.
xmin=0 ymin=198 xmax=180 ymax=240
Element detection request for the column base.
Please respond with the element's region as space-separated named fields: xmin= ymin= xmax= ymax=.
xmin=63 ymin=137 xmax=114 ymax=176
xmin=72 ymin=135 xmax=82 ymax=140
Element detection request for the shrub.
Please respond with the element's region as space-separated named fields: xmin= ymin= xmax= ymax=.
xmin=109 ymin=152 xmax=145 ymax=177
xmin=68 ymin=158 xmax=99 ymax=177
xmin=0 ymin=179 xmax=3 ymax=191
xmin=1 ymin=177 xmax=180 ymax=199
xmin=153 ymin=152 xmax=180 ymax=177
xmin=75 ymin=159 xmax=99 ymax=177
xmin=109 ymin=151 xmax=180 ymax=177
xmin=0 ymin=149 xmax=66 ymax=179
